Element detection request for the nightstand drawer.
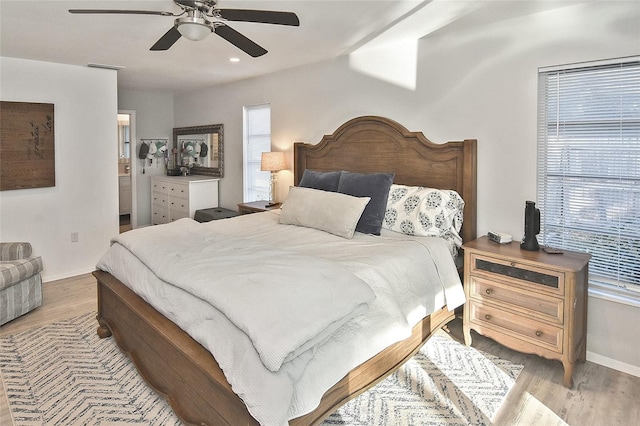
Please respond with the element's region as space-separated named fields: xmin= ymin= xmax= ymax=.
xmin=469 ymin=276 xmax=564 ymax=325
xmin=470 ymin=253 xmax=565 ymax=296
xmin=469 ymin=301 xmax=563 ymax=353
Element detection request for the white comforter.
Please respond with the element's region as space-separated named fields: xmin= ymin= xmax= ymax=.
xmin=97 ymin=210 xmax=465 ymax=425
xmin=110 ymin=220 xmax=375 ymax=372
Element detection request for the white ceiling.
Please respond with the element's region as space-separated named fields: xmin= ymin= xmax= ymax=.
xmin=1 ymin=1 xmax=574 ymax=94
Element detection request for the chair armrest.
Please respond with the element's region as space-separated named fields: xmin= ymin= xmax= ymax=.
xmin=0 ymin=242 xmax=33 ymax=261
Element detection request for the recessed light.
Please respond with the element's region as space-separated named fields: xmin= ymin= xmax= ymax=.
xmin=229 ymin=57 xmax=240 ymax=63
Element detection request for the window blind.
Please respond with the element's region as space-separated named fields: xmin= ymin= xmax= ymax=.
xmin=537 ymin=59 xmax=640 ymax=291
xmin=243 ymin=104 xmax=271 ymax=202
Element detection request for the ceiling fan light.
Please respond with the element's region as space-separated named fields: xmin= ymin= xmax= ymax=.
xmin=177 ymin=21 xmax=212 ymax=41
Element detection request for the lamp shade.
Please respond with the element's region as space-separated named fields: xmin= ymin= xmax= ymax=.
xmin=261 ymin=151 xmax=286 ymax=172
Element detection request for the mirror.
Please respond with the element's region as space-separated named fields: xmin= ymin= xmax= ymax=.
xmin=173 ymin=124 xmax=223 ymax=177
xmin=117 ymin=114 xmax=131 ymax=159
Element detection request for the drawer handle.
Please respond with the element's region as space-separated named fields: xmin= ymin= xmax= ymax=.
xmin=535 ymin=331 xmax=542 ymax=337
xmin=485 ymin=288 xmax=493 ymax=295
xmin=484 ymin=314 xmax=491 ymax=321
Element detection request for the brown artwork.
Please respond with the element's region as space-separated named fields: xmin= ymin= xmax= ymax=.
xmin=0 ymin=101 xmax=55 ymax=191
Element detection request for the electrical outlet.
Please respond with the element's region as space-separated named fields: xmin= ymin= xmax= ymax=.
xmin=71 ymin=232 xmax=79 ymax=243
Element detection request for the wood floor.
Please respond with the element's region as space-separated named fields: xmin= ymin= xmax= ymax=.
xmin=1 ymin=274 xmax=639 ymax=425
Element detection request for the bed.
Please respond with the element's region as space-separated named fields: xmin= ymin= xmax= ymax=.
xmin=94 ymin=115 xmax=477 ymax=425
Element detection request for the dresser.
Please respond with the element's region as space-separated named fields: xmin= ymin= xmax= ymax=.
xmin=151 ymin=176 xmax=219 ymax=225
xmin=462 ymin=236 xmax=590 ymax=388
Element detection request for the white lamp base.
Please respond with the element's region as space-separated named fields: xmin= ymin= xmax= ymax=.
xmin=267 ymin=172 xmax=278 ymax=206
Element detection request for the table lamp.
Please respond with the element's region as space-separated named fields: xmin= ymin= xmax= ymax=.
xmin=260 ymin=151 xmax=286 ymax=207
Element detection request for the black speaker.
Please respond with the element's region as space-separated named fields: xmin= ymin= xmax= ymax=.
xmin=521 ymin=200 xmax=540 ymax=251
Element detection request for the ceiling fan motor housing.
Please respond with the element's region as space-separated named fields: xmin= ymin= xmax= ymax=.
xmin=175 ymin=0 xmax=216 ymax=13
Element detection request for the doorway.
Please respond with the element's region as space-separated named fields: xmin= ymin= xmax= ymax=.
xmin=117 ymin=110 xmax=137 ymax=232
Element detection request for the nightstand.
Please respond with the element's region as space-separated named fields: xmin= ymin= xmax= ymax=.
xmin=237 ymin=200 xmax=282 ymax=215
xmin=462 ymin=236 xmax=591 ymax=388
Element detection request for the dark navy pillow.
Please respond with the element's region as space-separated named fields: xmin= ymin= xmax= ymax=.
xmin=299 ymin=169 xmax=343 ymax=192
xmin=337 ymin=172 xmax=395 ymax=235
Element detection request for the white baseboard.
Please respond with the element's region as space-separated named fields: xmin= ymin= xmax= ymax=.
xmin=42 ymin=268 xmax=95 ymax=283
xmin=587 ymin=351 xmax=640 ymax=378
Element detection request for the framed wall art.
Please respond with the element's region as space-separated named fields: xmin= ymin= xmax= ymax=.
xmin=0 ymin=101 xmax=55 ymax=191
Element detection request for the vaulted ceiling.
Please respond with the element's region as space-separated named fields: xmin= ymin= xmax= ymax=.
xmin=1 ymin=1 xmax=575 ymax=93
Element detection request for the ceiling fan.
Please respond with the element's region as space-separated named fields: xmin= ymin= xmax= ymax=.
xmin=69 ymin=0 xmax=299 ymax=57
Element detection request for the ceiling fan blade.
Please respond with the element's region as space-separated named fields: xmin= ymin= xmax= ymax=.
xmin=217 ymin=9 xmax=300 ymax=26
xmin=175 ymin=0 xmax=198 ymax=8
xmin=214 ymin=25 xmax=267 ymax=57
xmin=150 ymin=27 xmax=182 ymax=51
xmin=69 ymin=9 xmax=173 ymax=16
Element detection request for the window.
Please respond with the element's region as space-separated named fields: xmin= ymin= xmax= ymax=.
xmin=243 ymin=104 xmax=271 ymax=202
xmin=537 ymin=58 xmax=640 ymax=295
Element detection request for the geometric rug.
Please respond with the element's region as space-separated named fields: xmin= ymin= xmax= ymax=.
xmin=1 ymin=313 xmax=522 ymax=426
xmin=323 ymin=332 xmax=523 ymax=425
xmin=0 ymin=313 xmax=181 ymax=425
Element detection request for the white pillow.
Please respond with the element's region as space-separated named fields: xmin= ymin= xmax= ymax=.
xmin=383 ymin=184 xmax=465 ymax=248
xmin=279 ymin=186 xmax=370 ymax=239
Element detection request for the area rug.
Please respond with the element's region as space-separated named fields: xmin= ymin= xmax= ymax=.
xmin=1 ymin=313 xmax=522 ymax=425
xmin=322 ymin=331 xmax=523 ymax=425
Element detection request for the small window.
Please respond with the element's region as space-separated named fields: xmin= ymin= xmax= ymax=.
xmin=243 ymin=104 xmax=271 ymax=202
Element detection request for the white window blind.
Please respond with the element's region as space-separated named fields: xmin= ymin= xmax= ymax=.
xmin=243 ymin=104 xmax=272 ymax=202
xmin=537 ymin=59 xmax=640 ymax=291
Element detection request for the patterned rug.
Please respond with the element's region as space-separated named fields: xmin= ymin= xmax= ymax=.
xmin=1 ymin=313 xmax=522 ymax=425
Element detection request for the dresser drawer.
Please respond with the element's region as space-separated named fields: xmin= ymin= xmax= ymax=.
xmin=470 ymin=253 xmax=565 ymax=296
xmin=169 ymin=196 xmax=189 ymax=215
xmin=169 ymin=182 xmax=189 ymax=198
xmin=169 ymin=210 xmax=189 ymax=221
xmin=152 ymin=208 xmax=169 ymax=224
xmin=468 ymin=301 xmax=563 ymax=353
xmin=152 ymin=180 xmax=169 ymax=192
xmin=469 ymin=276 xmax=564 ymax=325
xmin=152 ymin=191 xmax=168 ymax=207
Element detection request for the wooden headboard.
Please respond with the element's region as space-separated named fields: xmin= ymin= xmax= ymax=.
xmin=294 ymin=116 xmax=477 ymax=244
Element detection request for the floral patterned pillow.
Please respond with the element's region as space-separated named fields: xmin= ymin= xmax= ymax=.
xmin=383 ymin=184 xmax=465 ymax=250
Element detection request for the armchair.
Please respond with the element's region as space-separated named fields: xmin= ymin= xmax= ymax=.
xmin=0 ymin=242 xmax=43 ymax=325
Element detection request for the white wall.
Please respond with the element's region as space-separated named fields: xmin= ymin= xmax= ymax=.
xmin=117 ymin=89 xmax=174 ymax=227
xmin=0 ymin=57 xmax=118 ymax=281
xmin=174 ymin=2 xmax=640 ymax=374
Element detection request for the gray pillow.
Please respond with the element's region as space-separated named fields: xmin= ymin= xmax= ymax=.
xmin=337 ymin=172 xmax=395 ymax=235
xmin=299 ymin=169 xmax=343 ymax=192
xmin=279 ymin=186 xmax=370 ymax=239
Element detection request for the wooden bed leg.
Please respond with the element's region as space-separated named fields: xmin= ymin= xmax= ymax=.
xmin=96 ymin=315 xmax=112 ymax=338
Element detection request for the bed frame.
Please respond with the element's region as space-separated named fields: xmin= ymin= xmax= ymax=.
xmin=94 ymin=115 xmax=477 ymax=425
